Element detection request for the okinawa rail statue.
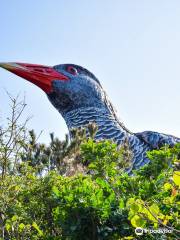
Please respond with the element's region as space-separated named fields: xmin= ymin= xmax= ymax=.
xmin=0 ymin=62 xmax=180 ymax=172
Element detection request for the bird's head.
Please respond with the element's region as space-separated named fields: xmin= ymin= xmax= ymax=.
xmin=0 ymin=62 xmax=107 ymax=114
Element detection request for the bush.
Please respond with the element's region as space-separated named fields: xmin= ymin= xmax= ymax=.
xmin=0 ymin=96 xmax=179 ymax=239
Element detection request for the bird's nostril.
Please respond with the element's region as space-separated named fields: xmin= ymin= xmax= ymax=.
xmin=45 ymin=69 xmax=53 ymax=73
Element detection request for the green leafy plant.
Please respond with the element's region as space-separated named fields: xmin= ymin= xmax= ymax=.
xmin=0 ymin=95 xmax=179 ymax=239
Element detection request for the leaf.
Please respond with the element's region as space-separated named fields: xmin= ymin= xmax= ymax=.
xmin=95 ymin=177 xmax=107 ymax=187
xmin=19 ymin=223 xmax=25 ymax=232
xmin=130 ymin=215 xmax=146 ymax=228
xmin=123 ymin=237 xmax=134 ymax=240
xmin=11 ymin=215 xmax=18 ymax=222
xmin=163 ymin=215 xmax=173 ymax=225
xmin=149 ymin=204 xmax=159 ymax=215
xmin=163 ymin=219 xmax=168 ymax=225
xmin=163 ymin=183 xmax=172 ymax=191
xmin=126 ymin=198 xmax=135 ymax=207
xmin=147 ymin=204 xmax=160 ymax=222
xmin=52 ymin=186 xmax=60 ymax=197
xmin=173 ymin=171 xmax=180 ymax=187
xmin=5 ymin=223 xmax=11 ymax=231
xmin=130 ymin=203 xmax=139 ymax=213
xmin=119 ymin=199 xmax=124 ymax=209
xmin=162 ymin=215 xmax=172 ymax=226
xmin=32 ymin=222 xmax=43 ymax=236
xmin=88 ymin=163 xmax=96 ymax=169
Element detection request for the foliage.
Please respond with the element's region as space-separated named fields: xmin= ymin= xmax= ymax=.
xmin=0 ymin=96 xmax=179 ymax=239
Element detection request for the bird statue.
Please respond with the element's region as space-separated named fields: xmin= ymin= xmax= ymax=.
xmin=0 ymin=62 xmax=179 ymax=172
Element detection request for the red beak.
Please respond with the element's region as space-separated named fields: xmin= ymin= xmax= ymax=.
xmin=0 ymin=62 xmax=69 ymax=93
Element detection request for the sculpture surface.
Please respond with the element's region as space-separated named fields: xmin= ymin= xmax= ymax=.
xmin=1 ymin=62 xmax=179 ymax=172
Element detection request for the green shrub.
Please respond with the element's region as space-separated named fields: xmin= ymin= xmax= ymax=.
xmin=0 ymin=139 xmax=179 ymax=239
xmin=0 ymin=96 xmax=179 ymax=239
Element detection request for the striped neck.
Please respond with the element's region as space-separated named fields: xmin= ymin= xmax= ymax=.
xmin=62 ymin=107 xmax=132 ymax=144
xmin=61 ymin=107 xmax=151 ymax=171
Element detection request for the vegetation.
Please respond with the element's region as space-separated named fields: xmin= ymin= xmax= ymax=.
xmin=0 ymin=96 xmax=179 ymax=239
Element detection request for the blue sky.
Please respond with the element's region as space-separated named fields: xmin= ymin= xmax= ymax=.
xmin=0 ymin=1 xmax=180 ymax=143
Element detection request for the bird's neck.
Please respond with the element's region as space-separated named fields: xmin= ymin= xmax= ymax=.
xmin=62 ymin=107 xmax=132 ymax=144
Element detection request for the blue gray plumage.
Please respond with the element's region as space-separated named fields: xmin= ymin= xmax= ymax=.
xmin=48 ymin=64 xmax=180 ymax=172
xmin=1 ymin=62 xmax=180 ymax=173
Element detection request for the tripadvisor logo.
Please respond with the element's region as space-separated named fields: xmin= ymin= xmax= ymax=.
xmin=135 ymin=227 xmax=144 ymax=236
xmin=135 ymin=227 xmax=172 ymax=235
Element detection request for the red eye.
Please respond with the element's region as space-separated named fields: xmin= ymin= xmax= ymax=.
xmin=67 ymin=66 xmax=78 ymax=75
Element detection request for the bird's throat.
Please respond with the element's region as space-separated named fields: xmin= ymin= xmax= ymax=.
xmin=62 ymin=107 xmax=130 ymax=144
xmin=61 ymin=107 xmax=151 ymax=172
